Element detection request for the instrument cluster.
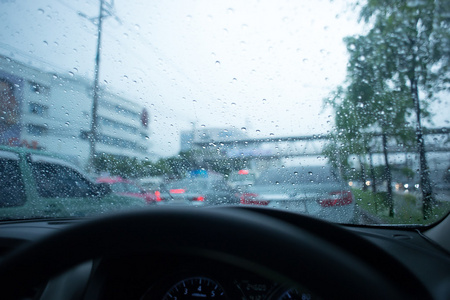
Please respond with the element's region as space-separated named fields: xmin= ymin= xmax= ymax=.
xmin=142 ymin=274 xmax=317 ymax=300
xmin=93 ymin=253 xmax=320 ymax=300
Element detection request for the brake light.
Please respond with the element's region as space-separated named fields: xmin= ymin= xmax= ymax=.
xmin=170 ymin=189 xmax=185 ymax=194
xmin=192 ymin=196 xmax=205 ymax=201
xmin=155 ymin=191 xmax=162 ymax=201
xmin=238 ymin=169 xmax=249 ymax=175
xmin=240 ymin=193 xmax=269 ymax=206
xmin=318 ymin=191 xmax=353 ymax=207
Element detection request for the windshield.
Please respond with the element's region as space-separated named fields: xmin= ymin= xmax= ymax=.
xmin=0 ymin=0 xmax=449 ymax=225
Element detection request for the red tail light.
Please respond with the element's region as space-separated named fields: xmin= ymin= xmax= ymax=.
xmin=192 ymin=196 xmax=205 ymax=201
xmin=155 ymin=191 xmax=162 ymax=201
xmin=319 ymin=191 xmax=353 ymax=207
xmin=240 ymin=193 xmax=269 ymax=206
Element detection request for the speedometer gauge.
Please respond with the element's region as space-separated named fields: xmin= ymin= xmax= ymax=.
xmin=271 ymin=286 xmax=319 ymax=300
xmin=162 ymin=277 xmax=226 ymax=299
xmin=278 ymin=289 xmax=308 ymax=300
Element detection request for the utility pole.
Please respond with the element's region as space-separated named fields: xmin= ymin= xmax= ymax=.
xmin=79 ymin=0 xmax=120 ymax=173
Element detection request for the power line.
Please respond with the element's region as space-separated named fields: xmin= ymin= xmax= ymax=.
xmin=55 ymin=0 xmax=80 ymax=15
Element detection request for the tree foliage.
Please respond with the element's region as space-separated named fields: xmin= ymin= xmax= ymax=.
xmin=325 ymin=0 xmax=449 ymax=219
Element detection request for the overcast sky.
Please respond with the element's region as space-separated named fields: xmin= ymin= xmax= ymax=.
xmin=1 ymin=0 xmax=448 ymax=157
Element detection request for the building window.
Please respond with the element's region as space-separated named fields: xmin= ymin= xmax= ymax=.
xmin=29 ymin=81 xmax=50 ymax=96
xmin=27 ymin=124 xmax=48 ymax=136
xmin=29 ymin=102 xmax=49 ymax=116
xmin=100 ymin=117 xmax=138 ymax=134
xmin=114 ymin=105 xmax=140 ymax=120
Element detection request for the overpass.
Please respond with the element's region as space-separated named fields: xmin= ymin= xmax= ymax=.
xmin=192 ymin=127 xmax=450 ymax=159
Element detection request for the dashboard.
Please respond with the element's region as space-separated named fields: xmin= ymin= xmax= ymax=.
xmin=90 ymin=253 xmax=315 ymax=299
xmin=0 ymin=207 xmax=449 ymax=300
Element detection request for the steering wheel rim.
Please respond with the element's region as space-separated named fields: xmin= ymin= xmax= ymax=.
xmin=0 ymin=206 xmax=428 ymax=299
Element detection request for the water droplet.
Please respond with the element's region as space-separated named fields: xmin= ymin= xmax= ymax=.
xmin=37 ymin=8 xmax=44 ymax=14
xmin=215 ymin=61 xmax=221 ymax=65
xmin=241 ymin=127 xmax=246 ymax=132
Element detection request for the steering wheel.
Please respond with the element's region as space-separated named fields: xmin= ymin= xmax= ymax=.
xmin=0 ymin=206 xmax=429 ymax=299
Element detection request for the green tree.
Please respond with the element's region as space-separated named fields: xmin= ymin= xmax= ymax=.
xmin=325 ymin=29 xmax=418 ymax=217
xmin=355 ymin=0 xmax=450 ymax=219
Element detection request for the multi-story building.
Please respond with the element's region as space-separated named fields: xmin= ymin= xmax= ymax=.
xmin=0 ymin=55 xmax=151 ymax=168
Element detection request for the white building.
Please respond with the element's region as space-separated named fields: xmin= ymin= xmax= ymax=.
xmin=0 ymin=55 xmax=151 ymax=168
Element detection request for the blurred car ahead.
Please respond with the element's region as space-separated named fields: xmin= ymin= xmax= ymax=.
xmin=242 ymin=165 xmax=356 ymax=223
xmin=227 ymin=169 xmax=257 ymax=191
xmin=138 ymin=176 xmax=164 ymax=192
xmin=0 ymin=146 xmax=146 ymax=219
xmin=96 ymin=176 xmax=160 ymax=204
xmin=159 ymin=177 xmax=240 ymax=206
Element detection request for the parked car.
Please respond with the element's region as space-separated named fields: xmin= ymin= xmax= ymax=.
xmin=159 ymin=177 xmax=240 ymax=206
xmin=96 ymin=176 xmax=160 ymax=203
xmin=0 ymin=146 xmax=146 ymax=219
xmin=241 ymin=165 xmax=355 ymax=223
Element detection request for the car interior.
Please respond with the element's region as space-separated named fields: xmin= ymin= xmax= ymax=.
xmin=1 ymin=0 xmax=449 ymax=299
xmin=0 ymin=206 xmax=449 ymax=300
